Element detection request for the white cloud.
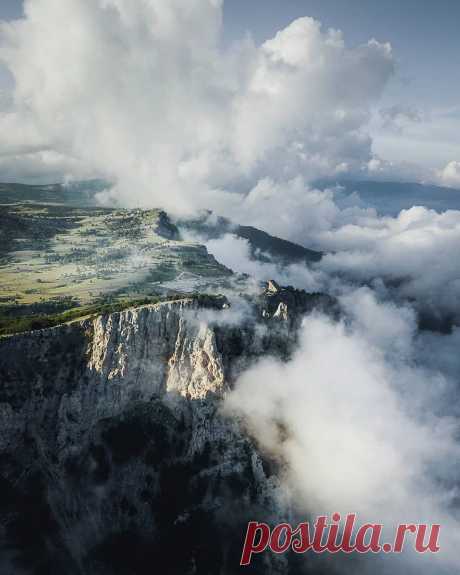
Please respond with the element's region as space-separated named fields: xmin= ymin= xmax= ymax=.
xmin=439 ymin=161 xmax=460 ymax=188
xmin=205 ymin=233 xmax=322 ymax=292
xmin=0 ymin=1 xmax=394 ymax=207
xmin=211 ymin=177 xmax=344 ymax=245
xmin=225 ymin=290 xmax=460 ymax=573
xmin=207 ymin=176 xmax=460 ymax=319
xmin=317 ymin=206 xmax=460 ymax=317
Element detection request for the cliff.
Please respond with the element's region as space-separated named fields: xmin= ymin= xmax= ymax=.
xmin=0 ymin=285 xmax=336 ymax=575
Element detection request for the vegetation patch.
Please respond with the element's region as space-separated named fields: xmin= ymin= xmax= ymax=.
xmin=0 ymin=293 xmax=227 ymax=337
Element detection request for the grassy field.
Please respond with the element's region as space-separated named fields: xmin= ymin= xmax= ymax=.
xmin=0 ymin=184 xmax=234 ymax=335
xmin=0 ymin=293 xmax=230 ymax=337
xmin=0 ymin=297 xmax=159 ymax=336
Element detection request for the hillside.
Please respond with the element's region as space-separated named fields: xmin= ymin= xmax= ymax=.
xmin=0 ymin=183 xmax=322 ymax=336
xmin=0 ymin=184 xmax=235 ymax=335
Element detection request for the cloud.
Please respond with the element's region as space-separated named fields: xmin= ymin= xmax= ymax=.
xmin=225 ymin=289 xmax=460 ymax=573
xmin=0 ymin=1 xmax=394 ymax=208
xmin=0 ymin=147 xmax=97 ymax=184
xmin=206 ymin=176 xmax=460 ymax=321
xmin=317 ymin=206 xmax=460 ymax=319
xmin=439 ymin=161 xmax=460 ymax=188
xmin=379 ymin=104 xmax=422 ymax=132
xmin=209 ymin=176 xmax=346 ymax=246
xmin=416 ymin=326 xmax=460 ymax=385
xmin=204 ymin=232 xmax=322 ymax=292
xmin=371 ymin=106 xmax=460 ymax=175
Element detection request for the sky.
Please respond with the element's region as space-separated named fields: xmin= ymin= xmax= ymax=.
xmin=0 ymin=0 xmax=22 ymax=21
xmin=222 ymin=0 xmax=460 ymax=172
xmin=3 ymin=0 xmax=460 ymax=107
xmin=223 ymin=0 xmax=460 ymax=107
xmin=0 ymin=0 xmax=21 ymax=91
xmin=0 ymin=0 xmax=459 ymax=188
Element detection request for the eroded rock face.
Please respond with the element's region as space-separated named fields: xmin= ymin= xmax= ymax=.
xmin=0 ymin=287 xmax=336 ymax=575
xmin=256 ymin=281 xmax=339 ymax=330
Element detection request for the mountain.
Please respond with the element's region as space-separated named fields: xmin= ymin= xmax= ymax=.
xmin=0 ymin=180 xmax=108 ymax=206
xmin=0 ymin=184 xmax=321 ymax=337
xmin=0 ymin=182 xmax=338 ymax=573
xmin=178 ymin=212 xmax=322 ymax=265
xmin=0 ymin=186 xmax=232 ymax=336
xmin=317 ymin=179 xmax=460 ymax=216
xmin=0 ymin=283 xmax=337 ymax=575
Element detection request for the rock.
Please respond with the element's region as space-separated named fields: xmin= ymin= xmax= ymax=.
xmin=258 ymin=280 xmax=339 ymax=329
xmin=266 ymin=279 xmax=281 ymax=294
xmin=154 ymin=210 xmax=180 ymax=240
xmin=0 ymin=286 xmax=336 ymax=574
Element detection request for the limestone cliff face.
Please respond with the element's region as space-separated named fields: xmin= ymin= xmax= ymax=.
xmin=1 ymin=300 xmax=220 ymax=452
xmin=0 ymin=287 xmax=336 ymax=575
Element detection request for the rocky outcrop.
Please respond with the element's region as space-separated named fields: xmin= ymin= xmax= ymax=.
xmin=178 ymin=212 xmax=323 ymax=264
xmin=257 ymin=280 xmax=339 ymax=328
xmin=154 ymin=210 xmax=181 ymax=241
xmin=0 ymin=285 xmax=336 ymax=575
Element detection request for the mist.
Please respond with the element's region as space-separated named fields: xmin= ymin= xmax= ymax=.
xmin=224 ymin=289 xmax=460 ymax=574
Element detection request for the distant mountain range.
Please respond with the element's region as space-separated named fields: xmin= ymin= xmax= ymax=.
xmin=317 ymin=179 xmax=460 ymax=215
xmin=3 ymin=177 xmax=460 ymax=215
xmin=179 ymin=212 xmax=322 ymax=265
xmin=0 ymin=180 xmax=108 ymax=206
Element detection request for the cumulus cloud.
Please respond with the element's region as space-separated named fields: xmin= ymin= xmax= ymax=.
xmin=439 ymin=161 xmax=460 ymax=188
xmin=206 ymin=176 xmax=460 ymax=321
xmin=225 ymin=289 xmax=460 ymax=573
xmin=0 ymin=0 xmax=395 ymax=208
xmin=317 ymin=206 xmax=460 ymax=319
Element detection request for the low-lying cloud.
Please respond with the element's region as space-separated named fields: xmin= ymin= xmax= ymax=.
xmin=201 ymin=176 xmax=460 ymax=321
xmin=225 ymin=289 xmax=460 ymax=573
xmin=205 ymin=233 xmax=322 ymax=292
